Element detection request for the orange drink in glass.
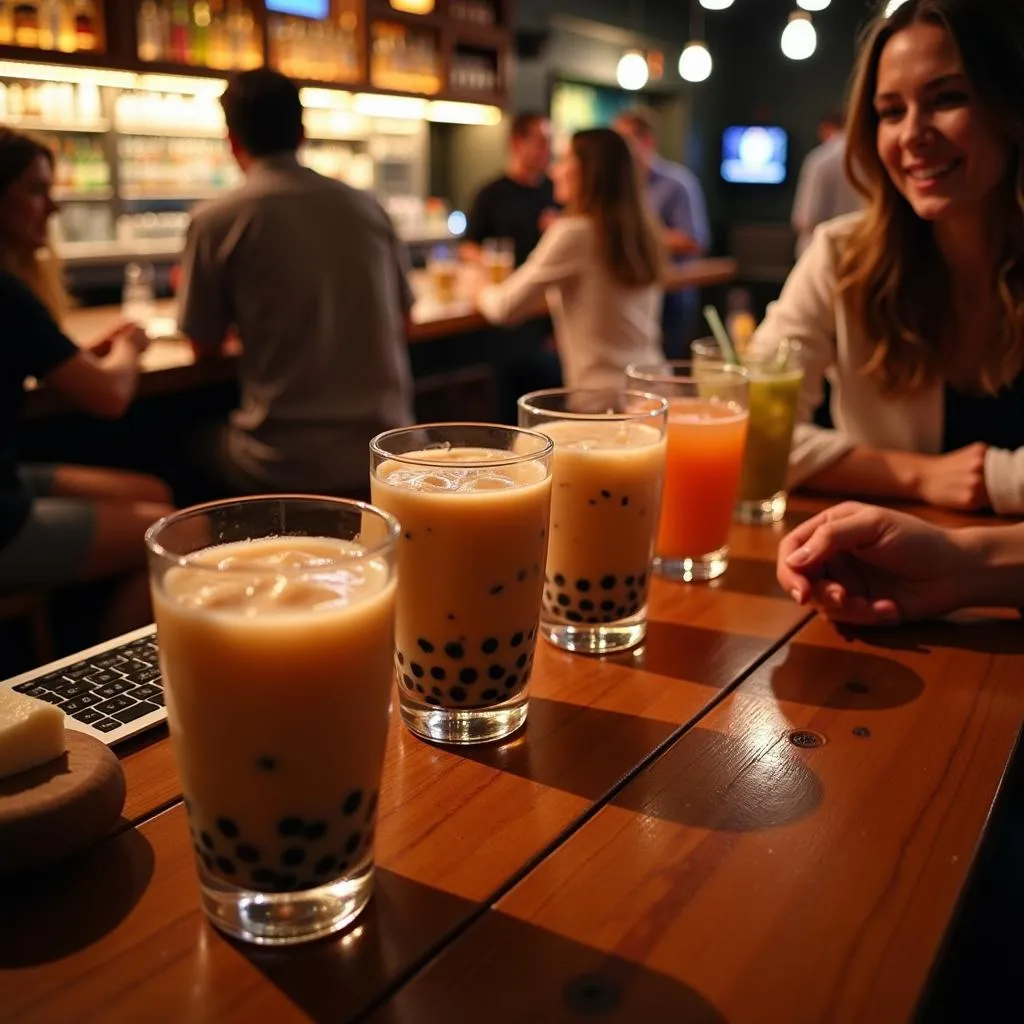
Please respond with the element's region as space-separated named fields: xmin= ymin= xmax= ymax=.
xmin=626 ymin=362 xmax=749 ymax=582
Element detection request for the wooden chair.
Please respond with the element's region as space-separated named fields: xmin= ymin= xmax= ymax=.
xmin=0 ymin=590 xmax=54 ymax=668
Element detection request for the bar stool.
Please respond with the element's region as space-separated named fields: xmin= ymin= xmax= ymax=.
xmin=0 ymin=590 xmax=54 ymax=667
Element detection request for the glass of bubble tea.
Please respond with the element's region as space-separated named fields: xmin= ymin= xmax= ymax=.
xmin=691 ymin=338 xmax=804 ymax=525
xmin=518 ymin=389 xmax=668 ymax=655
xmin=370 ymin=424 xmax=553 ymax=745
xmin=482 ymin=237 xmax=515 ymax=283
xmin=146 ymin=496 xmax=399 ymax=946
xmin=626 ymin=361 xmax=749 ymax=583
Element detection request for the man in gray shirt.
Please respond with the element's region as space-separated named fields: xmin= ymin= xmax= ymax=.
xmin=177 ymin=69 xmax=415 ymax=498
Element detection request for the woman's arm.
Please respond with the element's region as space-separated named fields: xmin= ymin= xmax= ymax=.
xmin=44 ymin=330 xmax=144 ymax=419
xmin=477 ymin=218 xmax=585 ymax=325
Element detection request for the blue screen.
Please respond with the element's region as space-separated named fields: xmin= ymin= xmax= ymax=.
xmin=720 ymin=126 xmax=788 ymax=185
xmin=266 ymin=0 xmax=329 ymax=18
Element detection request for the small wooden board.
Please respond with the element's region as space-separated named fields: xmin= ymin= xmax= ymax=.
xmin=0 ymin=731 xmax=126 ymax=877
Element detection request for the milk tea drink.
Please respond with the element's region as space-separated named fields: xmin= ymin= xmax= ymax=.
xmin=153 ymin=537 xmax=396 ymax=896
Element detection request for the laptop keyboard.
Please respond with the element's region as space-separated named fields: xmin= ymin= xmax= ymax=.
xmin=12 ymin=633 xmax=164 ymax=736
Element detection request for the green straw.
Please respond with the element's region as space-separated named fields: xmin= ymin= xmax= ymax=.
xmin=703 ymin=305 xmax=741 ymax=366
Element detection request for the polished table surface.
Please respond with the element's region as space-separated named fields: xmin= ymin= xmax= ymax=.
xmin=4 ymin=498 xmax=1022 ymax=1023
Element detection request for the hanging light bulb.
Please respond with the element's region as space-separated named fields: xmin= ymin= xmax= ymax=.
xmin=796 ymin=0 xmax=830 ymax=11
xmin=781 ymin=12 xmax=817 ymax=61
xmin=699 ymin=0 xmax=734 ymax=9
xmin=617 ymin=50 xmax=650 ymax=91
xmin=679 ymin=42 xmax=713 ymax=83
xmin=884 ymin=0 xmax=910 ymax=14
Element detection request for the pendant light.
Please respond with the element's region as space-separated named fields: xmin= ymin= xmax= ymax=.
xmin=781 ymin=11 xmax=817 ymax=61
xmin=699 ymin=0 xmax=734 ymax=9
xmin=796 ymin=0 xmax=830 ymax=10
xmin=679 ymin=1 xmax=713 ymax=84
xmin=617 ymin=50 xmax=650 ymax=91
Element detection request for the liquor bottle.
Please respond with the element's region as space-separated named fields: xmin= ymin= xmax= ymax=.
xmin=192 ymin=1 xmax=210 ymax=65
xmin=37 ymin=0 xmax=58 ymax=47
xmin=169 ymin=0 xmax=189 ymax=62
xmin=207 ymin=0 xmax=228 ymax=68
xmin=0 ymin=2 xmax=12 ymax=45
xmin=137 ymin=0 xmax=160 ymax=61
xmin=73 ymin=0 xmax=96 ymax=51
xmin=12 ymin=2 xmax=39 ymax=47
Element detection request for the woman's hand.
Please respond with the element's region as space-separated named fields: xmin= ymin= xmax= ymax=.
xmin=914 ymin=443 xmax=990 ymax=511
xmin=777 ymin=502 xmax=969 ymax=625
xmin=91 ymin=320 xmax=150 ymax=358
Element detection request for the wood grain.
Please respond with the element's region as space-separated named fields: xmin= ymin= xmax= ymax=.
xmin=370 ymin=610 xmax=1024 ymax=1024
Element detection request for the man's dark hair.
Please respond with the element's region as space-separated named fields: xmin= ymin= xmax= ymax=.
xmin=616 ymin=106 xmax=658 ymax=141
xmin=220 ymin=69 xmax=303 ymax=157
xmin=510 ymin=111 xmax=547 ymax=140
xmin=821 ymin=108 xmax=846 ymax=130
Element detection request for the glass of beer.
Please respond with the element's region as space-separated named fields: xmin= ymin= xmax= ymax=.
xmin=482 ymin=237 xmax=515 ymax=283
xmin=427 ymin=244 xmax=459 ymax=304
xmin=146 ymin=496 xmax=399 ymax=946
xmin=370 ymin=424 xmax=553 ymax=745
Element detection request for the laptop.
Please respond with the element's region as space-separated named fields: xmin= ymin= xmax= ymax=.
xmin=2 ymin=625 xmax=167 ymax=746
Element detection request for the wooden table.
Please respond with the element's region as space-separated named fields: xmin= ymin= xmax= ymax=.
xmin=4 ymin=498 xmax=1020 ymax=1024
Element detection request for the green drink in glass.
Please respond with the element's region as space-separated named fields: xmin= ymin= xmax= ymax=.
xmin=692 ymin=339 xmax=804 ymax=524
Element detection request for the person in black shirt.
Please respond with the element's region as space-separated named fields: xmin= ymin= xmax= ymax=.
xmin=461 ymin=112 xmax=562 ymax=420
xmin=0 ymin=129 xmax=174 ymax=643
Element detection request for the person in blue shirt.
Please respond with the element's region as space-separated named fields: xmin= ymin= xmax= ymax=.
xmin=615 ymin=107 xmax=711 ymax=358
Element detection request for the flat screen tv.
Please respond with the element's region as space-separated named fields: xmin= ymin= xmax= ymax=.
xmin=266 ymin=0 xmax=329 ymax=18
xmin=720 ymin=126 xmax=788 ymax=185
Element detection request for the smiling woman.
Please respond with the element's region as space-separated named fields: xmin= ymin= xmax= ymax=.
xmin=748 ymin=0 xmax=1024 ymax=516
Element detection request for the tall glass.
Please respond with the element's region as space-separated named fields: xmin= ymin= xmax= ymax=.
xmin=518 ymin=389 xmax=668 ymax=655
xmin=482 ymin=237 xmax=514 ymax=283
xmin=692 ymin=338 xmax=804 ymax=524
xmin=370 ymin=424 xmax=553 ymax=745
xmin=626 ymin=362 xmax=749 ymax=582
xmin=146 ymin=496 xmax=399 ymax=946
xmin=427 ymin=244 xmax=458 ymax=304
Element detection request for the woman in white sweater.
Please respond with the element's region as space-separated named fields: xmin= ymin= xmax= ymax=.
xmin=752 ymin=0 xmax=1024 ymax=514
xmin=477 ymin=127 xmax=664 ymax=390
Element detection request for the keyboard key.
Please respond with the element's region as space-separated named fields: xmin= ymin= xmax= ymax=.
xmin=133 ymin=667 xmax=162 ymax=685
xmin=40 ymin=671 xmax=69 ymax=687
xmin=112 ymin=701 xmax=160 ymax=724
xmin=148 ymin=693 xmax=165 ymax=707
xmin=94 ymin=695 xmax=137 ymax=715
xmin=73 ymin=707 xmax=105 ymax=724
xmin=130 ymin=658 xmax=155 ymax=671
xmin=92 ymin=717 xmax=121 ymax=733
xmin=34 ymin=691 xmax=66 ymax=706
xmin=90 ymin=653 xmax=128 ymax=670
xmin=12 ymin=682 xmax=47 ymax=695
xmin=85 ymin=670 xmax=121 ymax=686
xmin=63 ymin=693 xmax=102 ymax=713
xmin=130 ymin=683 xmax=162 ymax=701
xmin=93 ymin=681 xmax=136 ymax=699
xmin=64 ymin=664 xmax=93 ymax=681
xmin=50 ymin=681 xmax=92 ymax=700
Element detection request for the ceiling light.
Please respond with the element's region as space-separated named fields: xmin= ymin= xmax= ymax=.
xmin=797 ymin=0 xmax=830 ymax=10
xmin=699 ymin=0 xmax=734 ymax=9
xmin=884 ymin=0 xmax=910 ymax=14
xmin=781 ymin=12 xmax=817 ymax=61
xmin=678 ymin=42 xmax=713 ymax=84
xmin=616 ymin=50 xmax=649 ymax=91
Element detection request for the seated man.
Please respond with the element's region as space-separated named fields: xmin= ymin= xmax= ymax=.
xmin=177 ymin=69 xmax=415 ymax=499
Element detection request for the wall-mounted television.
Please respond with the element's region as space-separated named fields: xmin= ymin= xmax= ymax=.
xmin=266 ymin=0 xmax=329 ymax=18
xmin=721 ymin=126 xmax=789 ymax=185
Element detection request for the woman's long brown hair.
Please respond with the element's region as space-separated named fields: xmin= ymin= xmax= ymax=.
xmin=0 ymin=127 xmax=69 ymax=321
xmin=838 ymin=0 xmax=1024 ymax=395
xmin=569 ymin=128 xmax=663 ymax=289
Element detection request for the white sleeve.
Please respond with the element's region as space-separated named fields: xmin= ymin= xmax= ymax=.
xmin=477 ymin=219 xmax=585 ymax=325
xmin=984 ymin=448 xmax=1024 ymax=514
xmin=748 ymin=223 xmax=855 ymax=486
xmin=791 ymin=150 xmax=821 ymax=235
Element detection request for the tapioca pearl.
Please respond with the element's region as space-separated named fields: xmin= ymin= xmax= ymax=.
xmin=549 ymin=606 xmax=562 ymax=618
xmin=447 ymin=613 xmax=456 ymax=621
xmin=601 ymin=575 xmax=617 ymax=590
xmin=580 ymin=599 xmax=595 ymax=612
xmin=505 ymin=674 xmax=519 ymax=689
xmin=488 ymin=664 xmax=504 ymax=681
xmin=255 ymin=755 xmax=277 ymax=772
xmin=517 ymin=569 xmax=527 ymax=582
xmin=628 ymin=590 xmax=638 ymax=603
xmin=305 ymin=821 xmax=327 ymax=841
xmin=425 ymin=696 xmax=442 ymax=706
xmin=417 ymin=638 xmax=435 ymax=654
xmin=252 ymin=867 xmax=276 ymax=887
xmin=431 ymin=685 xmax=443 ymax=697
xmin=236 ymin=843 xmax=260 ymax=864
xmin=576 ymin=579 xmax=591 ymax=593
xmin=282 ymin=847 xmax=306 ymax=867
xmin=430 ymin=666 xmax=446 ymax=681
xmin=586 ymin=616 xmax=600 ymax=624
xmin=315 ymin=854 xmax=337 ymax=876
xmin=621 ymin=496 xmax=630 ymax=506
xmin=566 ymin=611 xmax=583 ymax=623
xmin=481 ymin=688 xmax=499 ymax=701
xmin=397 ymin=651 xmax=405 ymax=666
xmin=512 ymin=632 xmax=525 ymax=648
xmin=276 ymin=873 xmax=299 ymax=892
xmin=481 ymin=637 xmax=499 ymax=654
xmin=625 ymin=575 xmax=635 ymax=586
xmin=415 ymin=683 xmax=425 ymax=694
xmin=345 ymin=832 xmax=362 ymax=855
xmin=216 ymin=817 xmax=239 ymax=839
xmin=449 ymin=686 xmax=468 ymax=702
xmin=544 ymin=590 xmax=553 ymax=602
xmin=445 ymin=642 xmax=464 ymax=659
xmin=458 ymin=667 xmax=477 ymax=685
xmin=516 ymin=653 xmax=528 ymax=670
xmin=366 ymin=791 xmax=379 ymax=822
xmin=601 ymin=490 xmax=611 ymax=499
xmin=342 ymin=790 xmax=363 ymax=816
xmin=600 ymin=599 xmax=615 ymax=612
xmin=279 ymin=816 xmax=304 ymax=837
xmin=215 ymin=856 xmax=236 ymax=876
xmin=557 ymin=593 xmax=570 ymax=607
xmin=402 ymin=673 xmax=415 ymax=691
xmin=554 ymin=573 xmax=566 ymax=587
xmin=337 ymin=859 xmax=349 ymax=874
xmin=200 ymin=831 xmax=215 ymax=850
xmin=411 ymin=662 xmax=425 ymax=679
xmin=489 ymin=584 xmax=504 ymax=595
xmin=201 ymin=852 xmax=215 ymax=872
xmin=602 ymin=614 xmax=614 ymax=623
xmin=616 ymin=607 xmax=627 ymax=618
xmin=587 ymin=498 xmax=597 ymax=506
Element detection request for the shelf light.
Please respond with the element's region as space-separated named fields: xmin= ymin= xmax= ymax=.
xmin=353 ymin=93 xmax=429 ymax=119
xmin=135 ymin=73 xmax=227 ymax=96
xmin=427 ymin=101 xmax=501 ymax=125
xmin=389 ymin=0 xmax=436 ymax=12
xmin=299 ymin=87 xmax=354 ymax=110
xmin=0 ymin=60 xmax=136 ymax=88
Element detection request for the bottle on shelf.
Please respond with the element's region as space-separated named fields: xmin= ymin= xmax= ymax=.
xmin=73 ymin=0 xmax=96 ymax=51
xmin=169 ymin=0 xmax=189 ymax=62
xmin=13 ymin=2 xmax=40 ymax=48
xmin=207 ymin=0 xmax=230 ymax=68
xmin=191 ymin=0 xmax=210 ymax=64
xmin=0 ymin=2 xmax=13 ymax=45
xmin=137 ymin=0 xmax=162 ymax=61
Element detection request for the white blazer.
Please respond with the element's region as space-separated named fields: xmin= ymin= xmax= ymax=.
xmin=751 ymin=213 xmax=1024 ymax=514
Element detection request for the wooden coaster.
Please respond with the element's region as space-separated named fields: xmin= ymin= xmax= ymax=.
xmin=0 ymin=731 xmax=126 ymax=877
